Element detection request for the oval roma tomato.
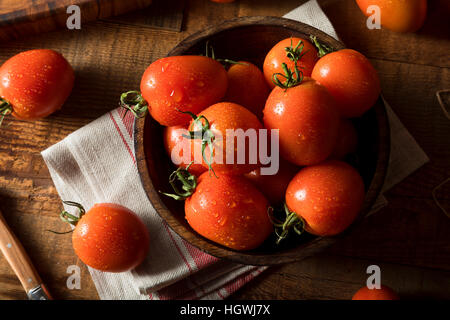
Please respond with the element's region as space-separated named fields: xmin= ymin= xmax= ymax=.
xmin=263 ymin=78 xmax=340 ymax=166
xmin=329 ymin=119 xmax=358 ymax=159
xmin=285 ymin=160 xmax=365 ymax=236
xmin=72 ymin=203 xmax=150 ymax=272
xmin=245 ymin=160 xmax=299 ymax=205
xmin=356 ymin=0 xmax=427 ymax=33
xmin=223 ymin=61 xmax=269 ymax=118
xmin=0 ymin=49 xmax=74 ymax=121
xmin=189 ymin=102 xmax=264 ymax=175
xmin=163 ymin=125 xmax=207 ymax=177
xmin=185 ymin=173 xmax=272 ymax=250
xmin=352 ymin=285 xmax=400 ymax=300
xmin=140 ymin=56 xmax=228 ymax=126
xmin=311 ymin=49 xmax=380 ymax=118
xmin=263 ymin=37 xmax=318 ymax=89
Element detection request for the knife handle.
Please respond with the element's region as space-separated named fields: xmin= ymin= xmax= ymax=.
xmin=0 ymin=209 xmax=51 ymax=299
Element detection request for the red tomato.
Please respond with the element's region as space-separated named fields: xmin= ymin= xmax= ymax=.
xmin=223 ymin=61 xmax=269 ymax=118
xmin=311 ymin=49 xmax=380 ymax=118
xmin=356 ymin=0 xmax=427 ymax=33
xmin=285 ymin=160 xmax=365 ymax=236
xmin=140 ymin=56 xmax=228 ymax=126
xmin=245 ymin=160 xmax=300 ymax=205
xmin=329 ymin=119 xmax=358 ymax=159
xmin=189 ymin=102 xmax=264 ymax=175
xmin=185 ymin=173 xmax=272 ymax=250
xmin=72 ymin=203 xmax=150 ymax=272
xmin=0 ymin=49 xmax=74 ymax=121
xmin=163 ymin=126 xmax=207 ymax=177
xmin=352 ymin=285 xmax=400 ymax=300
xmin=263 ymin=78 xmax=340 ymax=166
xmin=263 ymin=37 xmax=318 ymax=89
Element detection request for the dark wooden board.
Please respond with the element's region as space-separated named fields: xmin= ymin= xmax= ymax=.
xmin=0 ymin=0 xmax=449 ymax=300
xmin=0 ymin=0 xmax=153 ymax=41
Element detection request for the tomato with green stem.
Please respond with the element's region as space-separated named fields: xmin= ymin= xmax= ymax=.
xmin=122 ymin=55 xmax=228 ymax=126
xmin=263 ymin=37 xmax=318 ymax=89
xmin=57 ymin=201 xmax=150 ymax=273
xmin=284 ymin=160 xmax=365 ymax=237
xmin=263 ymin=77 xmax=340 ymax=166
xmin=162 ymin=168 xmax=273 ymax=251
xmin=186 ymin=102 xmax=264 ymax=176
xmin=0 ymin=49 xmax=74 ymax=125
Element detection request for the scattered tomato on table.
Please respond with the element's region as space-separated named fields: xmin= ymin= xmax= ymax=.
xmin=58 ymin=202 xmax=150 ymax=273
xmin=352 ymin=285 xmax=400 ymax=300
xmin=356 ymin=0 xmax=427 ymax=33
xmin=0 ymin=49 xmax=74 ymax=125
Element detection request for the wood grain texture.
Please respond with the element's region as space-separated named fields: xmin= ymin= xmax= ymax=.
xmin=134 ymin=16 xmax=390 ymax=266
xmin=0 ymin=0 xmax=153 ymax=41
xmin=0 ymin=0 xmax=449 ymax=300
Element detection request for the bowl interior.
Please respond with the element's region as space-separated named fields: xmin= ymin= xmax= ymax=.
xmin=135 ymin=17 xmax=390 ymax=265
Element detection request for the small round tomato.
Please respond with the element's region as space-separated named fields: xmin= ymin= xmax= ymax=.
xmin=352 ymin=285 xmax=400 ymax=300
xmin=71 ymin=203 xmax=150 ymax=272
xmin=0 ymin=49 xmax=74 ymax=121
xmin=163 ymin=125 xmax=207 ymax=176
xmin=185 ymin=173 xmax=272 ymax=250
xmin=263 ymin=37 xmax=318 ymax=89
xmin=140 ymin=56 xmax=228 ymax=126
xmin=189 ymin=102 xmax=264 ymax=175
xmin=263 ymin=78 xmax=340 ymax=166
xmin=285 ymin=160 xmax=365 ymax=236
xmin=329 ymin=119 xmax=358 ymax=159
xmin=311 ymin=49 xmax=380 ymax=118
xmin=223 ymin=61 xmax=269 ymax=118
xmin=245 ymin=160 xmax=300 ymax=205
xmin=356 ymin=0 xmax=427 ymax=33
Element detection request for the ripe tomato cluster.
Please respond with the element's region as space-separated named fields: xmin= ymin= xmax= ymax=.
xmin=133 ymin=36 xmax=381 ymax=250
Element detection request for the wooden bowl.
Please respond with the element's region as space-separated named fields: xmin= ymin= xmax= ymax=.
xmin=134 ymin=16 xmax=390 ymax=265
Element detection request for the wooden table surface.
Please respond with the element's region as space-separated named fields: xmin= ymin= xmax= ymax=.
xmin=0 ymin=0 xmax=449 ymax=300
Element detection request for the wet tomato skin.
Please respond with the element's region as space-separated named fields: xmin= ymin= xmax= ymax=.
xmin=352 ymin=285 xmax=400 ymax=300
xmin=263 ymin=78 xmax=340 ymax=166
xmin=285 ymin=160 xmax=365 ymax=236
xmin=0 ymin=49 xmax=74 ymax=120
xmin=263 ymin=37 xmax=318 ymax=89
xmin=163 ymin=125 xmax=207 ymax=177
xmin=190 ymin=102 xmax=264 ymax=175
xmin=140 ymin=56 xmax=228 ymax=126
xmin=223 ymin=61 xmax=269 ymax=119
xmin=72 ymin=203 xmax=150 ymax=273
xmin=311 ymin=49 xmax=380 ymax=118
xmin=185 ymin=173 xmax=272 ymax=250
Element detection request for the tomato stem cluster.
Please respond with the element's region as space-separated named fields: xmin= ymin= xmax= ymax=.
xmin=119 ymin=91 xmax=148 ymax=118
xmin=47 ymin=201 xmax=86 ymax=234
xmin=0 ymin=98 xmax=12 ymax=127
xmin=268 ymin=204 xmax=305 ymax=245
xmin=272 ymin=38 xmax=305 ymax=89
xmin=180 ymin=110 xmax=217 ymax=177
xmin=310 ymin=35 xmax=334 ymax=58
xmin=160 ymin=164 xmax=198 ymax=201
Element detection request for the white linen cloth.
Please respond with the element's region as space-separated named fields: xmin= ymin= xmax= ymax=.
xmin=41 ymin=0 xmax=428 ymax=300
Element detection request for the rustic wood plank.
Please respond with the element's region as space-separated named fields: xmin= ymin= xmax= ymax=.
xmin=231 ymin=254 xmax=450 ymax=300
xmin=0 ymin=0 xmax=449 ymax=300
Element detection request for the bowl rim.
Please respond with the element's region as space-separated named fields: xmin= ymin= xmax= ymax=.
xmin=134 ymin=16 xmax=391 ymax=265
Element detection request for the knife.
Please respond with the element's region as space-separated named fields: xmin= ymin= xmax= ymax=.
xmin=0 ymin=208 xmax=52 ymax=300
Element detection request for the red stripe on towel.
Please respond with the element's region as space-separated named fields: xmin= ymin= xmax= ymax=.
xmin=109 ymin=112 xmax=136 ymax=163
